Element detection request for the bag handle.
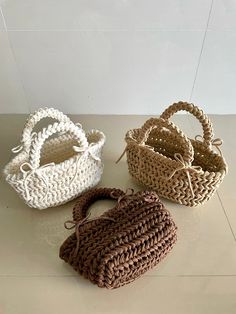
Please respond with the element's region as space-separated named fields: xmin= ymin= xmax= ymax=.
xmin=28 ymin=121 xmax=88 ymax=169
xmin=72 ymin=188 xmax=125 ymax=222
xmin=160 ymin=101 xmax=214 ymax=148
xmin=138 ymin=117 xmax=194 ymax=164
xmin=20 ymin=108 xmax=74 ymax=153
xmin=63 ymin=188 xmax=125 ymax=257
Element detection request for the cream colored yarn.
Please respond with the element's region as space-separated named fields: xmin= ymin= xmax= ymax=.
xmin=118 ymin=101 xmax=227 ymax=207
xmin=4 ymin=108 xmax=105 ymax=209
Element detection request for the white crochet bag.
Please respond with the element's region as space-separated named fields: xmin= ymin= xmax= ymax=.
xmin=3 ymin=108 xmax=106 ymax=209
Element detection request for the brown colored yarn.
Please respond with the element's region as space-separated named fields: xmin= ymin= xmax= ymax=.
xmin=118 ymin=101 xmax=228 ymax=207
xmin=59 ymin=187 xmax=177 ymax=289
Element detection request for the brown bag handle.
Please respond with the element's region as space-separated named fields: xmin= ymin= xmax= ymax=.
xmin=72 ymin=188 xmax=125 ymax=222
xmin=160 ymin=101 xmax=214 ymax=148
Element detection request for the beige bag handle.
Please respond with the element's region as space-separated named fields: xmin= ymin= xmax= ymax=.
xmin=138 ymin=117 xmax=194 ymax=164
xmin=160 ymin=101 xmax=214 ymax=148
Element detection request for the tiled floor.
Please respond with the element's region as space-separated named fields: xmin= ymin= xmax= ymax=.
xmin=0 ymin=114 xmax=235 ymax=314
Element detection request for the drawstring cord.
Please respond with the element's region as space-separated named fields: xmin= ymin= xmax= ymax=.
xmin=18 ymin=142 xmax=100 ymax=202
xmin=19 ymin=162 xmax=55 ymax=201
xmin=116 ymin=146 xmax=128 ymax=164
xmin=110 ymin=188 xmax=154 ymax=215
xmin=195 ymin=135 xmax=223 ymax=156
xmin=162 ymin=153 xmax=202 ymax=198
xmin=12 ymin=132 xmax=37 ymax=153
xmin=116 ymin=135 xmax=223 ymax=164
xmin=116 ymin=143 xmax=154 ymax=164
xmin=65 ymin=188 xmax=156 ymax=256
xmin=64 ymin=214 xmax=115 ymax=257
xmin=71 ymin=143 xmax=101 ymax=184
xmin=110 ymin=188 xmax=136 ymax=214
xmin=73 ymin=143 xmax=101 ymax=162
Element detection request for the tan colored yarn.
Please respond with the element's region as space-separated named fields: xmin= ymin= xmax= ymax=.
xmin=3 ymin=108 xmax=105 ymax=209
xmin=118 ymin=101 xmax=227 ymax=207
xmin=59 ymin=187 xmax=177 ymax=289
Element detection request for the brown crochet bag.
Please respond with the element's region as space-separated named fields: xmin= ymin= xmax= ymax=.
xmin=59 ymin=188 xmax=177 ymax=289
xmin=117 ymin=101 xmax=228 ymax=207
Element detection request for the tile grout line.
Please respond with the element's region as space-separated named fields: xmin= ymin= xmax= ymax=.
xmin=145 ymin=274 xmax=236 ymax=277
xmin=217 ymin=191 xmax=236 ymax=242
xmin=5 ymin=29 xmax=208 ymax=32
xmin=188 ymin=114 xmax=236 ymax=242
xmin=189 ymin=0 xmax=214 ymax=101
xmin=0 ymin=6 xmax=7 ymax=31
xmin=0 ymin=6 xmax=31 ymax=114
xmin=1 ymin=274 xmax=236 ymax=278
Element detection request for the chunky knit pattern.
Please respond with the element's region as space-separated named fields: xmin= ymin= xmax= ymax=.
xmin=120 ymin=101 xmax=227 ymax=207
xmin=59 ymin=187 xmax=177 ymax=289
xmin=3 ymin=108 xmax=105 ymax=209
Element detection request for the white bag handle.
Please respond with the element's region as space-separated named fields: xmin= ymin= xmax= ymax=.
xmin=14 ymin=108 xmax=74 ymax=153
xmin=28 ymin=121 xmax=88 ymax=169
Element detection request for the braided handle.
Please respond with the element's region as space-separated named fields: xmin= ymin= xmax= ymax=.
xmin=72 ymin=188 xmax=125 ymax=222
xmin=160 ymin=101 xmax=214 ymax=147
xmin=22 ymin=108 xmax=73 ymax=152
xmin=29 ymin=121 xmax=88 ymax=169
xmin=138 ymin=117 xmax=194 ymax=164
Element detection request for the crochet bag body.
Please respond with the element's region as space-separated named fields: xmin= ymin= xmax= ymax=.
xmin=121 ymin=102 xmax=227 ymax=207
xmin=59 ymin=188 xmax=177 ymax=289
xmin=3 ymin=108 xmax=105 ymax=209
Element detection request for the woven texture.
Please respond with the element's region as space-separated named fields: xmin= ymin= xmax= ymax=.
xmin=59 ymin=187 xmax=177 ymax=289
xmin=120 ymin=101 xmax=227 ymax=207
xmin=3 ymin=108 xmax=105 ymax=209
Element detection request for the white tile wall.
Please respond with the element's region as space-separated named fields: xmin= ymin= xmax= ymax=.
xmin=1 ymin=0 xmax=211 ymax=30
xmin=8 ymin=30 xmax=204 ymax=114
xmin=209 ymin=0 xmax=236 ymax=30
xmin=0 ymin=0 xmax=236 ymax=114
xmin=0 ymin=31 xmax=29 ymax=113
xmin=191 ymin=30 xmax=236 ymax=113
xmin=0 ymin=7 xmax=5 ymax=29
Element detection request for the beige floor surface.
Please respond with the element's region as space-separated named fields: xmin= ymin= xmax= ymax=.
xmin=0 ymin=114 xmax=235 ymax=314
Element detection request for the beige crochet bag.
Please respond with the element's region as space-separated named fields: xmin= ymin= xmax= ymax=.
xmin=117 ymin=101 xmax=227 ymax=207
xmin=4 ymin=108 xmax=105 ymax=209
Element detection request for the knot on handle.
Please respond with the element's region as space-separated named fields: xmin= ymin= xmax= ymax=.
xmin=110 ymin=188 xmax=134 ymax=204
xmin=195 ymin=135 xmax=223 ymax=156
xmin=70 ymin=143 xmax=102 ymax=184
xmin=110 ymin=188 xmax=154 ymax=214
xmin=73 ymin=142 xmax=101 ymax=162
xmin=12 ymin=132 xmax=37 ymax=154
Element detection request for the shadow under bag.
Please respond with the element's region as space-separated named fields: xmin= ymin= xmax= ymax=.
xmin=59 ymin=188 xmax=177 ymax=289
